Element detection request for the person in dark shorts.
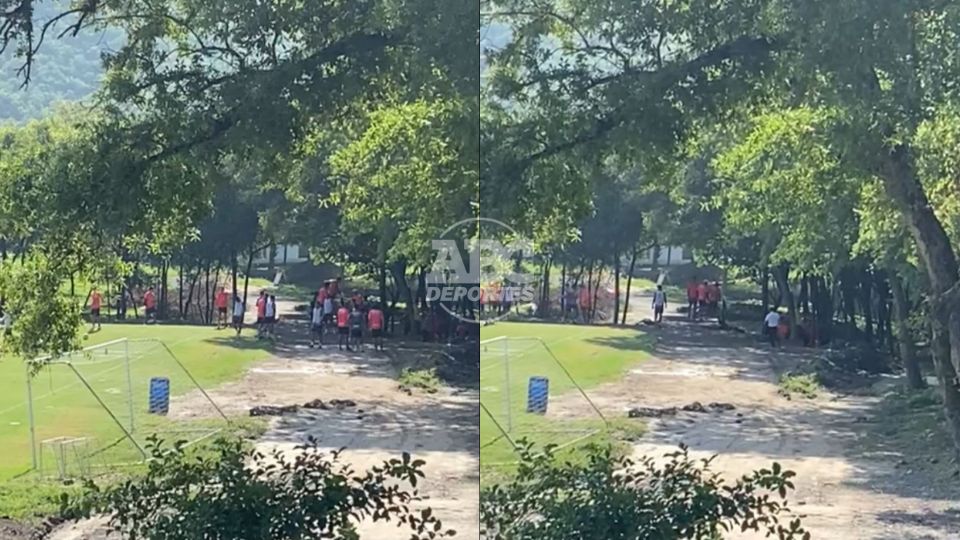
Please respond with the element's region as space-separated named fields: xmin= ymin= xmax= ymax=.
xmin=144 ymin=287 xmax=157 ymax=324
xmin=349 ymin=303 xmax=364 ymax=351
xmin=336 ymin=302 xmax=350 ymax=350
xmin=232 ymin=294 xmax=244 ymax=336
xmin=215 ymin=287 xmax=229 ymax=329
xmin=310 ymin=299 xmax=324 ymax=348
xmin=652 ymin=285 xmax=667 ymax=323
xmin=89 ymin=288 xmax=103 ymax=331
xmin=367 ymin=304 xmax=385 ymax=351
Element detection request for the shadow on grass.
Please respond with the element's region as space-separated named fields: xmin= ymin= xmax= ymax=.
xmin=583 ymin=333 xmax=657 ymax=352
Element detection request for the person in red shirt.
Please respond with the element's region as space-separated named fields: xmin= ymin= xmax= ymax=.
xmin=144 ymin=287 xmax=157 ymax=324
xmin=695 ymin=280 xmax=709 ymax=321
xmin=255 ymin=291 xmax=267 ymax=338
xmin=336 ymin=302 xmax=350 ymax=350
xmin=89 ymin=288 xmax=103 ymax=331
xmin=215 ymin=287 xmax=229 ymax=329
xmin=367 ymin=304 xmax=385 ymax=351
xmin=578 ymin=284 xmax=592 ymax=323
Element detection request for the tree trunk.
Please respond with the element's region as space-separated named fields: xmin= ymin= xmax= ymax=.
xmin=539 ymin=256 xmax=552 ymax=317
xmin=760 ymin=264 xmax=770 ymax=314
xmin=242 ymin=248 xmax=255 ymax=306
xmin=613 ymin=251 xmax=621 ymax=326
xmin=560 ymin=261 xmax=568 ymax=316
xmin=231 ymin=251 xmax=239 ymax=295
xmin=591 ymin=265 xmax=604 ymax=322
xmin=931 ymin=314 xmax=960 ymax=461
xmin=890 ymin=273 xmax=924 ymax=389
xmin=621 ymin=246 xmax=638 ymax=325
xmin=391 ymin=259 xmax=414 ymax=335
xmin=178 ymin=263 xmax=185 ymax=317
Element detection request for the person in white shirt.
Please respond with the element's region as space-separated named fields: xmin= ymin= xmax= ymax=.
xmin=265 ymin=295 xmax=277 ymax=339
xmin=232 ymin=295 xmax=245 ymax=336
xmin=651 ymin=285 xmax=667 ymax=323
xmin=764 ymin=308 xmax=781 ymax=348
xmin=310 ymin=302 xmax=324 ymax=349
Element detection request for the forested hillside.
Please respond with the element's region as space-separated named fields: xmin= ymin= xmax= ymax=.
xmin=0 ymin=4 xmax=120 ymax=122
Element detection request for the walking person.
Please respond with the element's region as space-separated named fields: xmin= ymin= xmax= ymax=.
xmin=336 ymin=302 xmax=350 ymax=350
xmin=696 ymin=280 xmax=709 ymax=321
xmin=89 ymin=288 xmax=103 ymax=331
xmin=265 ymin=294 xmax=277 ymax=340
xmin=686 ymin=279 xmax=698 ymax=320
xmin=764 ymin=307 xmax=781 ymax=348
xmin=368 ymin=303 xmax=385 ymax=351
xmin=652 ymin=285 xmax=667 ymax=324
xmin=232 ymin=293 xmax=245 ymax=336
xmin=310 ymin=298 xmax=324 ymax=348
xmin=144 ymin=287 xmax=157 ymax=324
xmin=215 ymin=287 xmax=229 ymax=329
xmin=349 ymin=302 xmax=364 ymax=351
xmin=255 ymin=290 xmax=267 ymax=339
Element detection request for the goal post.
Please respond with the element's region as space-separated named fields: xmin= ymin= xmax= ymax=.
xmin=26 ymin=337 xmax=229 ymax=478
xmin=480 ymin=335 xmax=608 ymax=464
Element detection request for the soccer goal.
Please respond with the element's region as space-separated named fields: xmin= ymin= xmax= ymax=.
xmin=26 ymin=338 xmax=228 ymax=479
xmin=480 ymin=336 xmax=608 ymax=465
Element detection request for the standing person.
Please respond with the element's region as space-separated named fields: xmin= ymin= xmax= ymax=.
xmin=89 ymin=288 xmax=103 ymax=331
xmin=265 ymin=294 xmax=277 ymax=340
xmin=349 ymin=302 xmax=364 ymax=351
xmin=255 ymin=291 xmax=267 ymax=339
xmin=232 ymin=293 xmax=245 ymax=336
xmin=144 ymin=287 xmax=157 ymax=324
xmin=764 ymin=308 xmax=781 ymax=348
xmin=323 ymin=287 xmax=335 ymax=333
xmin=336 ymin=302 xmax=350 ymax=350
xmin=686 ymin=279 xmax=699 ymax=320
xmin=215 ymin=287 xmax=229 ymax=329
xmin=310 ymin=298 xmax=324 ymax=348
xmin=329 ymin=277 xmax=341 ymax=300
xmin=696 ymin=280 xmax=709 ymax=321
xmin=652 ymin=285 xmax=667 ymax=324
xmin=706 ymin=281 xmax=719 ymax=320
xmin=564 ymin=283 xmax=577 ymax=321
xmin=368 ymin=303 xmax=385 ymax=351
xmin=578 ymin=283 xmax=592 ymax=324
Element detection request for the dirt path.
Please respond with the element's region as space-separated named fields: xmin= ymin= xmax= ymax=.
xmin=571 ymin=295 xmax=960 ymax=539
xmin=48 ymin=298 xmax=479 ymax=540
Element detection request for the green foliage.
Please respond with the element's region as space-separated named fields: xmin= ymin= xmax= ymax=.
xmin=778 ymin=373 xmax=820 ymax=400
xmin=480 ymin=443 xmax=807 ymax=540
xmin=66 ymin=436 xmax=454 ymax=540
xmin=398 ymin=368 xmax=442 ymax=395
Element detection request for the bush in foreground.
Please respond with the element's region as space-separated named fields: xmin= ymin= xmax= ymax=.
xmin=64 ymin=436 xmax=453 ymax=540
xmin=481 ymin=443 xmax=808 ymax=540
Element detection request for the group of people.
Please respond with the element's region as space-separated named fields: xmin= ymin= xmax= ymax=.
xmin=308 ymin=281 xmax=385 ymax=352
xmin=479 ymin=282 xmax=518 ymax=316
xmin=763 ymin=307 xmax=819 ymax=348
xmin=562 ymin=282 xmax=611 ymax=324
xmin=686 ymin=279 xmax=723 ymax=322
xmin=87 ymin=286 xmax=158 ymax=331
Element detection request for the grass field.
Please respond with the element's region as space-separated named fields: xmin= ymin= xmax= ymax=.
xmin=0 ymin=324 xmax=273 ymax=481
xmin=479 ymin=321 xmax=653 ymax=481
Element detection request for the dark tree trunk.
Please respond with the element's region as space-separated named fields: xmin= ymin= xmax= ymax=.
xmin=178 ymin=263 xmax=185 ymax=316
xmin=890 ymin=273 xmax=924 ymax=389
xmin=231 ymin=251 xmax=239 ymax=295
xmin=860 ymin=268 xmax=874 ymax=343
xmin=613 ymin=251 xmax=621 ymax=326
xmin=539 ymin=256 xmax=552 ymax=317
xmin=760 ymin=265 xmax=770 ymax=314
xmin=560 ymin=261 xmax=568 ymax=316
xmin=242 ymin=248 xmax=255 ymax=306
xmin=591 ymin=264 xmax=604 ymax=322
xmin=390 ymin=259 xmax=414 ymax=334
xmin=799 ymin=274 xmax=810 ymax=315
xmin=378 ymin=264 xmax=388 ymax=310
xmin=622 ymin=246 xmax=638 ymax=325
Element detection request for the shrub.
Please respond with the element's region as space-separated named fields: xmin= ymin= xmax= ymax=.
xmin=480 ymin=443 xmax=808 ymax=540
xmin=778 ymin=372 xmax=820 ymax=399
xmin=63 ymin=436 xmax=453 ymax=540
xmin=398 ymin=368 xmax=442 ymax=394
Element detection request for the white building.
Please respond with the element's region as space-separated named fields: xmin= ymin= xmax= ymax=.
xmin=252 ymin=244 xmax=309 ymax=266
xmin=637 ymin=246 xmax=692 ymax=267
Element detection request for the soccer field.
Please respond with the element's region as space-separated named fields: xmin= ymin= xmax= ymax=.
xmin=479 ymin=321 xmax=653 ymax=477
xmin=0 ymin=324 xmax=272 ymax=480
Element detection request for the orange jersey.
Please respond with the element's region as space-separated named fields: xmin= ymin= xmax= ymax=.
xmin=367 ymin=309 xmax=384 ymax=330
xmin=686 ymin=283 xmax=698 ymax=301
xmin=215 ymin=291 xmax=228 ymax=309
xmin=696 ymin=284 xmax=708 ymax=301
xmin=90 ymin=292 xmax=102 ymax=310
xmin=578 ymin=287 xmax=591 ymax=308
xmin=144 ymin=291 xmax=156 ymax=309
xmin=256 ymin=297 xmax=266 ymax=317
xmin=337 ymin=307 xmax=350 ymax=327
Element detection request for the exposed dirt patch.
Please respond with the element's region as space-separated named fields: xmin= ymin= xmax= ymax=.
xmin=553 ymin=295 xmax=960 ymax=539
